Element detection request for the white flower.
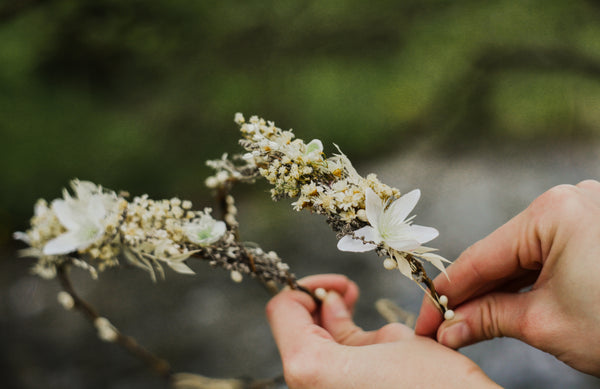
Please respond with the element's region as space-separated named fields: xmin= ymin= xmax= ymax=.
xmin=337 ymin=188 xmax=438 ymax=253
xmin=303 ymin=139 xmax=324 ymax=162
xmin=184 ymin=214 xmax=227 ymax=246
xmin=43 ymin=180 xmax=119 ymax=255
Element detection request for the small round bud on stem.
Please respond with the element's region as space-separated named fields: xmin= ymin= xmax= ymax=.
xmin=444 ymin=309 xmax=455 ymax=321
xmin=230 ymin=270 xmax=243 ymax=283
xmin=383 ymin=258 xmax=397 ymax=270
xmin=57 ymin=291 xmax=75 ymax=310
xmin=94 ymin=317 xmax=118 ymax=342
xmin=356 ymin=209 xmax=368 ymax=222
xmin=314 ymin=287 xmax=327 ymax=301
xmin=439 ymin=294 xmax=448 ymax=308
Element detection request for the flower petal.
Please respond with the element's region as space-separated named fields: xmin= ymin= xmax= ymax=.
xmin=365 ymin=188 xmax=383 ymax=228
xmin=43 ymin=231 xmax=85 ymax=255
xmin=386 ymin=239 xmax=420 ymax=252
xmin=396 ymin=256 xmax=414 ymax=279
xmin=51 ymin=199 xmax=82 ymax=230
xmin=410 ymin=225 xmax=439 ymax=244
xmin=337 ymin=236 xmax=377 ymax=252
xmin=420 ymin=252 xmax=451 ymax=279
xmin=87 ymin=195 xmax=108 ymax=221
xmin=354 ymin=225 xmax=381 ymax=243
xmin=337 ymin=226 xmax=379 ymax=252
xmin=167 ymin=261 xmax=196 ymax=275
xmin=384 ymin=189 xmax=420 ymax=226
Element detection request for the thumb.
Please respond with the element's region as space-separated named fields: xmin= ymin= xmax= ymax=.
xmin=321 ymin=291 xmax=368 ymax=346
xmin=437 ymin=292 xmax=533 ymax=349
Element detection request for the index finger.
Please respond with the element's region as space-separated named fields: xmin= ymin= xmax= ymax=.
xmin=266 ymin=289 xmax=334 ymax=360
xmin=416 ymin=208 xmax=542 ymax=335
xmin=296 ymin=274 xmax=360 ymax=311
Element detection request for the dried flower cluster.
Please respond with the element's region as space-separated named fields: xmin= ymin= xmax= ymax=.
xmin=14 ymin=179 xmax=294 ymax=286
xmin=205 ymin=114 xmax=451 ymax=313
xmin=212 ymin=116 xmax=447 ymax=274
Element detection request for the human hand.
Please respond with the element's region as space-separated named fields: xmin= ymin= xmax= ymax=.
xmin=415 ymin=180 xmax=600 ymax=376
xmin=266 ymin=274 xmax=499 ymax=388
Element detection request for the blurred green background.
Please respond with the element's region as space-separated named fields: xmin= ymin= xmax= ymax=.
xmin=2 ymin=1 xmax=600 ymax=388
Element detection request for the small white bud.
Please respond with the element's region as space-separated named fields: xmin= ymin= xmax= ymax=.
xmin=444 ymin=309 xmax=455 ymax=321
xmin=234 ymin=112 xmax=245 ymax=124
xmin=227 ymin=205 xmax=238 ymax=215
xmin=224 ymin=214 xmax=237 ymax=226
xmin=314 ymin=287 xmax=327 ymax=301
xmin=230 ymin=270 xmax=243 ymax=283
xmin=94 ymin=317 xmax=118 ymax=342
xmin=439 ymin=295 xmax=449 ymax=308
xmin=57 ymin=291 xmax=75 ymax=310
xmin=383 ymin=258 xmax=397 ymax=270
xmin=205 ymin=176 xmax=219 ymax=188
xmin=356 ymin=209 xmax=368 ymax=222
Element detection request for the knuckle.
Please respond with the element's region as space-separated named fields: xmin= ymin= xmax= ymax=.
xmin=528 ymin=184 xmax=583 ymax=225
xmin=264 ymin=296 xmax=280 ymax=318
xmin=374 ymin=323 xmax=408 ymax=343
xmin=479 ymin=295 xmax=501 ymax=340
xmin=576 ymin=179 xmax=600 ymax=190
xmin=334 ymin=324 xmax=364 ymax=345
xmin=534 ymin=184 xmax=578 ymax=212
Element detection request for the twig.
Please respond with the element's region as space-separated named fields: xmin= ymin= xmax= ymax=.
xmin=56 ymin=262 xmax=300 ymax=388
xmin=56 ymin=264 xmax=172 ymax=379
xmin=406 ymin=253 xmax=447 ymax=314
xmin=375 ymin=299 xmax=416 ymax=328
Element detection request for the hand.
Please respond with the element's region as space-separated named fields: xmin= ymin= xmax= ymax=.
xmin=415 ymin=180 xmax=600 ymax=376
xmin=266 ymin=274 xmax=499 ymax=388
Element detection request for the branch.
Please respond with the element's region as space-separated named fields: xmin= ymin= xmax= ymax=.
xmin=56 ymin=263 xmax=302 ymax=388
xmin=375 ymin=299 xmax=416 ymax=328
xmin=56 ymin=264 xmax=172 ymax=379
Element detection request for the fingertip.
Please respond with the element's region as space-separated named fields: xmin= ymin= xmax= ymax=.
xmin=266 ymin=288 xmax=317 ymax=321
xmin=322 ymin=291 xmax=351 ymax=320
xmin=297 ymin=274 xmax=360 ymax=308
xmin=437 ymin=310 xmax=473 ymax=349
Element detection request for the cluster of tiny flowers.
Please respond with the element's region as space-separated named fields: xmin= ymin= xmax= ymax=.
xmin=206 ymin=114 xmax=401 ymax=236
xmin=15 ymin=179 xmax=299 ymax=287
xmin=207 ymin=114 xmax=451 ymax=313
xmin=12 ymin=180 xmax=224 ymax=279
xmin=118 ymin=193 xmax=215 ymax=280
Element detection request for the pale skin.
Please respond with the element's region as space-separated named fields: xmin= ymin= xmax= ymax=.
xmin=266 ymin=180 xmax=600 ymax=387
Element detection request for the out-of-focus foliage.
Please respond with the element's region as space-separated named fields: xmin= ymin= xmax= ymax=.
xmin=2 ymin=0 xmax=600 ymax=239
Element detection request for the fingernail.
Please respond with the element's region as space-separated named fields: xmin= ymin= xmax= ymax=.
xmin=439 ymin=319 xmax=470 ymax=349
xmin=324 ymin=291 xmax=350 ymax=319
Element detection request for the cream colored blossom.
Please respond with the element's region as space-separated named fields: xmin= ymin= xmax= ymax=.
xmin=43 ymin=180 xmax=120 ymax=255
xmin=184 ymin=214 xmax=227 ymax=246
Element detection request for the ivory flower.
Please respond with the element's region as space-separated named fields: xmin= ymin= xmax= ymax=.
xmin=337 ymin=188 xmax=439 ymax=253
xmin=43 ymin=181 xmax=119 ymax=255
xmin=184 ymin=214 xmax=227 ymax=246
